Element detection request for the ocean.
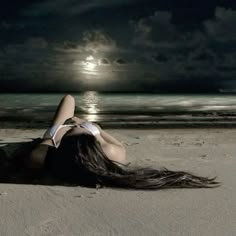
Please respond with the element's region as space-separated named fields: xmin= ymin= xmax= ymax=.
xmin=1 ymin=92 xmax=236 ymax=128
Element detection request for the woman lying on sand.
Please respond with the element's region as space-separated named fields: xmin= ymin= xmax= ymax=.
xmin=25 ymin=94 xmax=219 ymax=189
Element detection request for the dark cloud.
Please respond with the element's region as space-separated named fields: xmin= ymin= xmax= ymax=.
xmin=131 ymin=11 xmax=179 ymax=48
xmin=63 ymin=41 xmax=79 ymax=50
xmin=22 ymin=0 xmax=139 ymax=17
xmin=131 ymin=7 xmax=236 ymax=50
xmin=204 ymin=7 xmax=236 ymax=42
xmin=216 ymin=65 xmax=235 ymax=73
xmin=99 ymin=58 xmax=110 ymax=65
xmin=188 ymin=47 xmax=217 ymax=62
xmin=55 ymin=30 xmax=117 ymax=53
xmin=25 ymin=37 xmax=48 ymax=49
xmin=1 ymin=37 xmax=49 ymax=58
xmin=0 ymin=1 xmax=236 ymax=92
xmin=152 ymin=53 xmax=169 ymax=62
xmin=129 ymin=7 xmax=236 ymax=83
xmin=82 ymin=30 xmax=117 ymax=52
xmin=192 ymin=52 xmax=215 ymax=61
xmin=0 ymin=21 xmax=12 ymax=30
xmin=115 ymin=58 xmax=127 ymax=64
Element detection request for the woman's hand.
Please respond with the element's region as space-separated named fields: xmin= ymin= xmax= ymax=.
xmin=72 ymin=116 xmax=86 ymax=125
xmin=66 ymin=116 xmax=86 ymax=125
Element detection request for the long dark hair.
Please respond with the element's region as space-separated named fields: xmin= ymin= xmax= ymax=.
xmin=45 ymin=133 xmax=220 ymax=189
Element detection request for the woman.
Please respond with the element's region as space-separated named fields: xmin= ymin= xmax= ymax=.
xmin=25 ymin=94 xmax=219 ymax=189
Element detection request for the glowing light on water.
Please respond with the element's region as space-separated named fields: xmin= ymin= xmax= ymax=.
xmin=82 ymin=91 xmax=99 ymax=122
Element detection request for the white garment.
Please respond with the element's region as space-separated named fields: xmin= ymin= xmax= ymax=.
xmin=43 ymin=122 xmax=100 ymax=148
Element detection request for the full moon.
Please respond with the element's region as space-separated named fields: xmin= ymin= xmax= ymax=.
xmin=84 ymin=55 xmax=97 ymax=72
xmin=86 ymin=55 xmax=94 ymax=61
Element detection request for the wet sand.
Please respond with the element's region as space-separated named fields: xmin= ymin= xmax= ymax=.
xmin=0 ymin=128 xmax=235 ymax=236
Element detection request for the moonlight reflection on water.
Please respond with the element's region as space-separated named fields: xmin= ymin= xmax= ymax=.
xmin=81 ymin=91 xmax=99 ymax=122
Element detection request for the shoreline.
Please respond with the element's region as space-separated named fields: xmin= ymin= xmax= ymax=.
xmin=2 ymin=110 xmax=236 ymax=129
xmin=2 ymin=121 xmax=236 ymax=129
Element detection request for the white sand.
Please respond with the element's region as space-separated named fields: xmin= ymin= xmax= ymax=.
xmin=0 ymin=128 xmax=236 ymax=236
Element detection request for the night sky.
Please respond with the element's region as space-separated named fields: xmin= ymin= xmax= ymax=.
xmin=0 ymin=0 xmax=235 ymax=93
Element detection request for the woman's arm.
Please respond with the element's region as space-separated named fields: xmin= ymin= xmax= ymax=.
xmin=40 ymin=94 xmax=75 ymax=146
xmin=71 ymin=116 xmax=124 ymax=147
xmin=97 ymin=127 xmax=124 ymax=147
xmin=63 ymin=115 xmax=126 ymax=163
xmin=50 ymin=94 xmax=75 ymax=126
xmin=26 ymin=94 xmax=76 ymax=168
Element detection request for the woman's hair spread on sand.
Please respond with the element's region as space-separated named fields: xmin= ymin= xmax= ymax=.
xmin=45 ymin=134 xmax=219 ymax=189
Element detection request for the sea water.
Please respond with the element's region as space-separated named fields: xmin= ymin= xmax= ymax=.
xmin=1 ymin=92 xmax=236 ymax=127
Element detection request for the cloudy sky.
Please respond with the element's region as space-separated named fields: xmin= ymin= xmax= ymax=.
xmin=0 ymin=0 xmax=235 ymax=92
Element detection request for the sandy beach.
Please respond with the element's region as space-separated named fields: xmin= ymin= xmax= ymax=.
xmin=0 ymin=128 xmax=235 ymax=236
